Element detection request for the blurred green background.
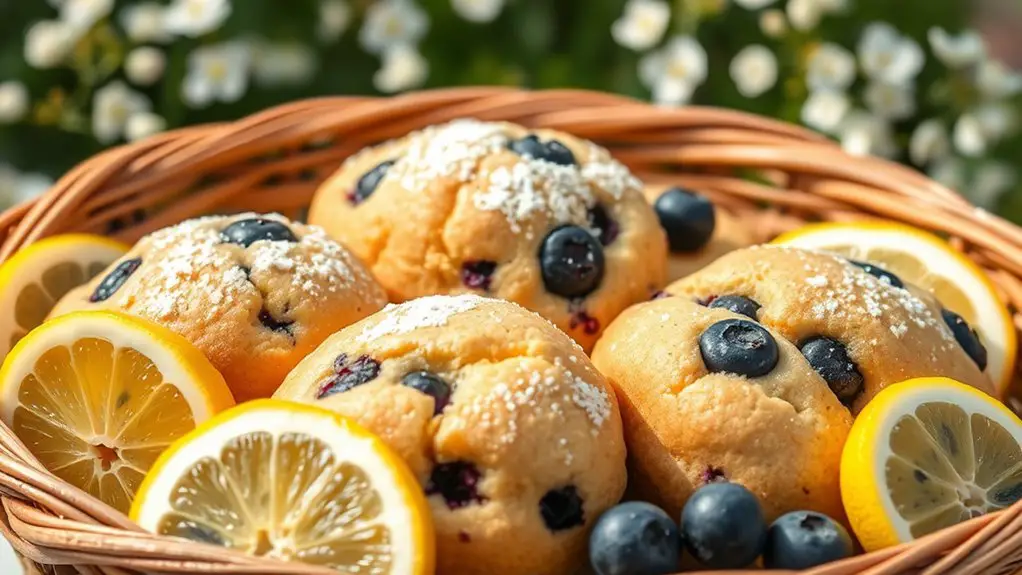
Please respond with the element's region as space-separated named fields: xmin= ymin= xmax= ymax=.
xmin=0 ymin=0 xmax=1020 ymax=218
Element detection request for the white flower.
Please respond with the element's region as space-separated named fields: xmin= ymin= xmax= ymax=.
xmin=929 ymin=157 xmax=965 ymax=191
xmin=164 ymin=0 xmax=231 ymax=38
xmin=975 ymin=59 xmax=1022 ymax=99
xmin=611 ymin=0 xmax=669 ymax=51
xmin=24 ymin=20 xmax=79 ymax=69
xmin=971 ymin=162 xmax=1016 ymax=208
xmin=858 ymin=22 xmax=925 ymax=85
xmin=952 ymin=113 xmax=986 ymax=157
xmin=451 ymin=0 xmax=506 ymax=23
xmin=863 ymin=81 xmax=916 ymax=120
xmin=181 ymin=42 xmax=250 ymax=108
xmin=806 ymin=42 xmax=856 ymax=91
xmin=927 ymin=28 xmax=984 ymax=68
xmin=0 ymin=82 xmax=29 ymax=124
xmin=119 ymin=2 xmax=171 ymax=43
xmin=92 ymin=81 xmax=152 ymax=144
xmin=124 ymin=47 xmax=166 ymax=86
xmin=251 ymin=41 xmax=317 ymax=87
xmin=60 ymin=0 xmax=114 ymax=30
xmin=0 ymin=166 xmax=52 ymax=207
xmin=359 ymin=0 xmax=429 ymax=55
xmin=800 ymin=90 xmax=850 ymax=133
xmin=639 ymin=35 xmax=707 ymax=106
xmin=373 ymin=45 xmax=428 ymax=93
xmin=317 ymin=0 xmax=351 ymax=42
xmin=734 ymin=0 xmax=777 ymax=9
xmin=908 ymin=119 xmax=949 ymax=166
xmin=786 ymin=0 xmax=824 ymax=31
xmin=839 ymin=109 xmax=897 ymax=158
xmin=729 ymin=45 xmax=777 ymax=98
xmin=974 ymin=101 xmax=1016 ymax=140
xmin=759 ymin=9 xmax=787 ymax=38
xmin=125 ymin=112 xmax=167 ymax=142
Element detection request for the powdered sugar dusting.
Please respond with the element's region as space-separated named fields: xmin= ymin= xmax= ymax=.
xmin=356 ymin=294 xmax=485 ymax=343
xmin=475 ymin=161 xmax=593 ymax=234
xmin=386 ymin=119 xmax=507 ymax=192
xmin=571 ymin=377 xmax=611 ymax=428
xmin=581 ymin=144 xmax=642 ymax=201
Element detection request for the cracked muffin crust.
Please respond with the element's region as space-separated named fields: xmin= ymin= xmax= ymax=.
xmin=50 ymin=213 xmax=387 ymax=401
xmin=309 ymin=119 xmax=667 ymax=351
xmin=274 ymin=294 xmax=626 ymax=575
xmin=591 ymin=296 xmax=852 ymax=523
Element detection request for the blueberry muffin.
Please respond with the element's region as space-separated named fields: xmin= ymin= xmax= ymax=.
xmin=50 ymin=213 xmax=387 ymax=401
xmin=645 ymin=185 xmax=754 ymax=282
xmin=309 ymin=119 xmax=667 ymax=351
xmin=274 ymin=294 xmax=627 ymax=575
xmin=591 ymin=296 xmax=852 ymax=522
xmin=664 ymin=246 xmax=993 ymax=411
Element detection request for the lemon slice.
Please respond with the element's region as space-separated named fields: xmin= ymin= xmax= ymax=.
xmin=774 ymin=222 xmax=1016 ymax=396
xmin=0 ymin=234 xmax=128 ymax=363
xmin=841 ymin=377 xmax=1022 ymax=551
xmin=131 ymin=400 xmax=434 ymax=574
xmin=0 ymin=310 xmax=234 ymax=513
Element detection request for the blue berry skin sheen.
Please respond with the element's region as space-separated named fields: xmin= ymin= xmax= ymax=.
xmin=589 ymin=502 xmax=681 ymax=575
xmin=680 ymin=482 xmax=767 ymax=569
xmin=763 ymin=511 xmax=854 ymax=570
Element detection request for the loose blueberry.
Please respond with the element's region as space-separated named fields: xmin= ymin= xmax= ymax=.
xmin=942 ymin=309 xmax=988 ymax=370
xmin=540 ymin=485 xmax=585 ymax=531
xmin=850 ymin=260 xmax=904 ymax=289
xmin=508 ymin=135 xmax=576 ymax=166
xmin=90 ymin=258 xmax=142 ymax=302
xmin=588 ymin=204 xmax=620 ymax=246
xmin=707 ymin=295 xmax=761 ymax=320
xmin=350 ymin=160 xmax=395 ymax=205
xmin=699 ymin=319 xmax=778 ymax=378
xmin=221 ymin=218 xmax=298 ymax=247
xmin=799 ymin=337 xmax=864 ymax=407
xmin=539 ymin=225 xmax=605 ymax=298
xmin=316 ymin=354 xmax=381 ymax=398
xmin=426 ymin=461 xmax=486 ymax=509
xmin=258 ymin=308 xmax=294 ymax=334
xmin=763 ymin=511 xmax=854 ymax=570
xmin=589 ymin=501 xmax=681 ymax=575
xmin=401 ymin=371 xmax=451 ymax=415
xmin=653 ymin=187 xmax=716 ymax=253
xmin=461 ymin=260 xmax=497 ymax=291
xmin=681 ymin=482 xmax=767 ymax=569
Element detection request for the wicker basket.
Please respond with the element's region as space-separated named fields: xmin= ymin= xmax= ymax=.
xmin=2 ymin=87 xmax=1022 ymax=575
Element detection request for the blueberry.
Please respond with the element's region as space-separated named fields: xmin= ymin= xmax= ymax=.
xmin=460 ymin=260 xmax=497 ymax=291
xmin=539 ymin=225 xmax=605 ymax=298
xmin=653 ymin=187 xmax=716 ymax=253
xmin=540 ymin=485 xmax=585 ymax=532
xmin=680 ymin=482 xmax=767 ymax=569
xmin=763 ymin=511 xmax=853 ymax=570
xmin=351 ymin=160 xmax=395 ymax=204
xmin=699 ymin=319 xmax=778 ymax=377
xmin=426 ymin=461 xmax=486 ymax=509
xmin=401 ymin=371 xmax=451 ymax=415
xmin=942 ymin=309 xmax=988 ymax=370
xmin=799 ymin=337 xmax=864 ymax=407
xmin=221 ymin=217 xmax=298 ymax=247
xmin=850 ymin=260 xmax=904 ymax=289
xmin=589 ymin=502 xmax=681 ymax=575
xmin=316 ymin=354 xmax=381 ymax=398
xmin=707 ymin=295 xmax=761 ymax=320
xmin=258 ymin=308 xmax=293 ymax=334
xmin=588 ymin=204 xmax=620 ymax=246
xmin=89 ymin=258 xmax=142 ymax=302
xmin=508 ymin=135 xmax=576 ymax=166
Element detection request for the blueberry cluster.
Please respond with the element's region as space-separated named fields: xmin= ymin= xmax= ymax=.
xmin=588 ymin=483 xmax=853 ymax=574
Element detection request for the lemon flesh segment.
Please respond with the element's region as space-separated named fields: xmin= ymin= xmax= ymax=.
xmin=132 ymin=401 xmax=434 ymax=575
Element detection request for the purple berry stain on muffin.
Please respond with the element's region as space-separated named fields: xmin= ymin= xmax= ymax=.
xmin=539 ymin=485 xmax=585 ymax=531
xmin=701 ymin=465 xmax=728 ymax=484
xmin=651 ymin=290 xmax=672 ymax=300
xmin=569 ymin=308 xmax=600 ymax=335
xmin=90 ymin=258 xmax=142 ymax=302
xmin=457 ymin=531 xmax=472 ymax=543
xmin=588 ymin=204 xmax=619 ymax=246
xmin=426 ymin=461 xmax=487 ymax=509
xmin=460 ymin=260 xmax=497 ymax=291
xmin=258 ymin=307 xmax=294 ymax=335
xmin=316 ymin=353 xmax=381 ymax=398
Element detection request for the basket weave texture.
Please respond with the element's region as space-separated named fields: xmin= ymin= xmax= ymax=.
xmin=2 ymin=87 xmax=1022 ymax=575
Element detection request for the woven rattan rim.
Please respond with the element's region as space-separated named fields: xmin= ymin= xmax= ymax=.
xmin=2 ymin=87 xmax=1022 ymax=575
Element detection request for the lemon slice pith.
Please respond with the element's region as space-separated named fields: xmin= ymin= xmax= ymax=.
xmin=0 ymin=310 xmax=234 ymax=513
xmin=774 ymin=222 xmax=1016 ymax=396
xmin=131 ymin=399 xmax=435 ymax=575
xmin=840 ymin=377 xmax=1022 ymax=552
xmin=0 ymin=234 xmax=128 ymax=362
